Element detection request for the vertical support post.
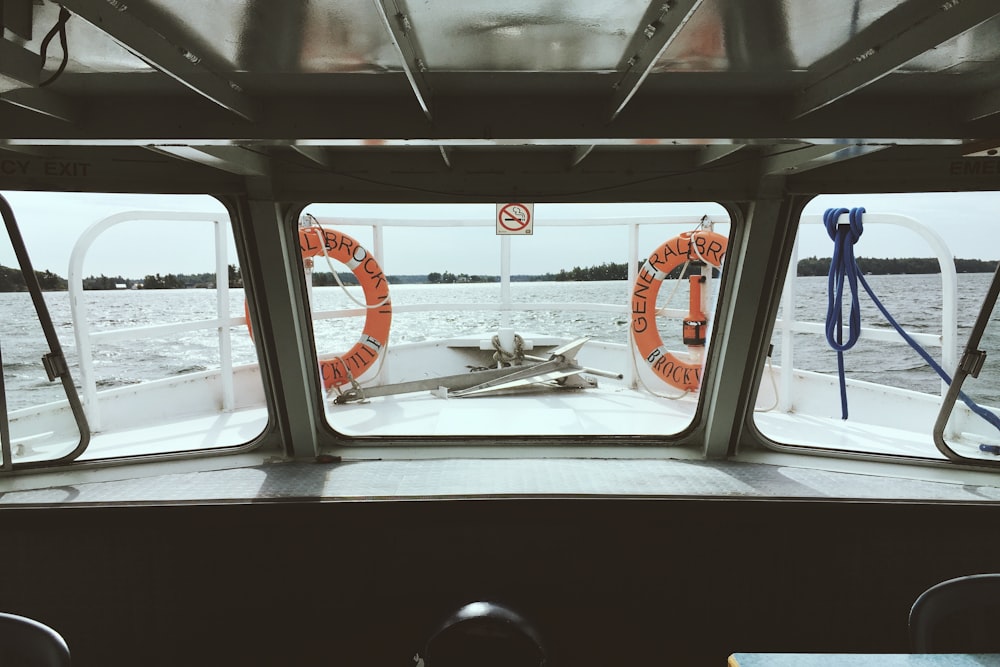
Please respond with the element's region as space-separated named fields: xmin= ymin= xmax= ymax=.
xmin=499 ymin=235 xmax=513 ymax=353
xmin=240 ymin=197 xmax=321 ymax=459
xmin=626 ymin=223 xmax=640 ymax=389
xmin=215 ymin=219 xmax=234 ymax=412
xmin=372 ymin=222 xmax=390 ymax=381
xmin=701 ymin=196 xmax=799 ymax=459
xmin=779 ymin=236 xmax=798 ymax=412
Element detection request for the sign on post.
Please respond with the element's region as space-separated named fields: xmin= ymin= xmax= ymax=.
xmin=496 ymin=203 xmax=533 ymax=235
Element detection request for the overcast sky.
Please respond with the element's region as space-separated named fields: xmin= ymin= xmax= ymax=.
xmin=0 ymin=190 xmax=997 ymax=279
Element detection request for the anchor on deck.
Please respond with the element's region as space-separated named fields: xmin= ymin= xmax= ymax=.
xmin=332 ymin=337 xmax=622 ymax=404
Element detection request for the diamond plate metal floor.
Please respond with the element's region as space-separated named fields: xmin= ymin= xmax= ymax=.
xmin=3 ymin=457 xmax=1000 ymax=505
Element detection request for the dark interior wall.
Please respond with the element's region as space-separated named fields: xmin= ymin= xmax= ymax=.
xmin=1 ymin=498 xmax=998 ymax=666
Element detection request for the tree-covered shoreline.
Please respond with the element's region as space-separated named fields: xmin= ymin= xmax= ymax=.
xmin=0 ymin=265 xmax=243 ymax=292
xmin=0 ymin=257 xmax=996 ymax=291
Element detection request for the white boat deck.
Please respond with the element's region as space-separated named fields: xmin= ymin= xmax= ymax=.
xmin=327 ymin=384 xmax=698 ymax=437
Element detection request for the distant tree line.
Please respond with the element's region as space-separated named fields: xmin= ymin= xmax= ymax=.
xmin=535 ymin=262 xmax=718 ymax=281
xmin=425 ymin=271 xmax=497 ymax=284
xmin=3 ymin=257 xmax=997 ymax=292
xmin=796 ymin=256 xmax=998 ymax=276
xmin=547 ymin=262 xmax=630 ymax=281
xmin=0 ymin=265 xmax=244 ymax=291
xmin=0 ymin=266 xmax=67 ymax=291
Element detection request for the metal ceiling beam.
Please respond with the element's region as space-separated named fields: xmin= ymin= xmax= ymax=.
xmin=0 ymin=40 xmax=37 ymax=92
xmin=966 ymin=88 xmax=1000 ymax=122
xmin=0 ymin=41 xmax=78 ymax=125
xmin=760 ymin=143 xmax=889 ymax=176
xmin=696 ymin=145 xmax=743 ymax=166
xmin=0 ymin=142 xmax=49 ymax=157
xmin=372 ymin=0 xmax=433 ymax=120
xmin=1 ymin=88 xmax=79 ymax=123
xmin=569 ymin=145 xmax=596 ymax=168
xmin=57 ymin=0 xmax=257 ymax=122
xmin=438 ymin=146 xmax=452 ymax=168
xmin=610 ymin=0 xmax=703 ymax=121
xmin=793 ymin=0 xmax=1000 ymax=119
xmin=962 ymin=140 xmax=1000 ymax=157
xmin=0 ymin=0 xmax=33 ymax=40
xmin=290 ymin=145 xmax=333 ymax=169
xmin=148 ymin=146 xmax=270 ymax=176
xmin=0 ymin=93 xmax=974 ymax=144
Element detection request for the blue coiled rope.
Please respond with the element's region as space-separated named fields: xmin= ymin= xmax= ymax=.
xmin=824 ymin=207 xmax=1000 ymax=437
xmin=824 ymin=207 xmax=863 ymax=418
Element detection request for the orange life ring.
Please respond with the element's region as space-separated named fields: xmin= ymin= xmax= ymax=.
xmin=630 ymin=230 xmax=727 ymax=391
xmin=246 ymin=226 xmax=392 ymax=390
xmin=301 ymin=226 xmax=392 ymax=389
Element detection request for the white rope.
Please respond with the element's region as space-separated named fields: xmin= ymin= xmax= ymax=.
xmin=629 ymin=328 xmax=690 ymax=400
xmin=654 ymin=259 xmax=690 ymax=316
xmin=302 ymin=213 xmax=390 ymax=309
xmin=753 ymin=353 xmax=780 ymax=413
xmin=491 ymin=333 xmax=525 ymax=367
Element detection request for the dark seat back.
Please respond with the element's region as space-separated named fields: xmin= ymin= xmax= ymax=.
xmin=909 ymin=573 xmax=1000 ymax=653
xmin=0 ymin=612 xmax=71 ymax=666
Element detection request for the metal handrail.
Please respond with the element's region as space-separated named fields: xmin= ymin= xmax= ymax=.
xmin=310 ymin=213 xmax=723 ymax=388
xmin=64 ymin=213 xmax=719 ymax=427
xmin=779 ymin=212 xmax=957 ymax=410
xmin=68 ymin=211 xmax=234 ymax=431
xmin=59 ymin=210 xmax=959 ymax=436
xmin=1 ymin=194 xmax=90 ymax=470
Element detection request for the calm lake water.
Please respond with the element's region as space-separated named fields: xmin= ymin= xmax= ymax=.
xmin=2 ymin=273 xmax=998 ymax=412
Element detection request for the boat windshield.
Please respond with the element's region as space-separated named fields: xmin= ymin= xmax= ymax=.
xmin=300 ymin=201 xmax=731 ymax=440
xmin=754 ymin=191 xmax=1000 ymax=465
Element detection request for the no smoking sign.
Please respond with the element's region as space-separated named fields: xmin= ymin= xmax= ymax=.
xmin=496 ymin=203 xmax=534 ymax=235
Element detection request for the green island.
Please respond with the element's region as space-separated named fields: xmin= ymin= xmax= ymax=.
xmin=0 ymin=258 xmax=996 ymax=291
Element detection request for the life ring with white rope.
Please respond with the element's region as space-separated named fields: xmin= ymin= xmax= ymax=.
xmin=246 ymin=225 xmax=392 ymax=390
xmin=630 ymin=229 xmax=727 ymax=391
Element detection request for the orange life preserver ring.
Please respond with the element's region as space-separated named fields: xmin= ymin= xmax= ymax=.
xmin=246 ymin=226 xmax=392 ymax=390
xmin=630 ymin=229 xmax=727 ymax=391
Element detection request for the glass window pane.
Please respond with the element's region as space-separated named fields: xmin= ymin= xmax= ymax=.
xmin=937 ymin=273 xmax=1000 ymax=459
xmin=0 ymin=192 xmax=267 ymax=465
xmin=754 ymin=192 xmax=1000 ymax=461
xmin=301 ymin=202 xmax=730 ymax=440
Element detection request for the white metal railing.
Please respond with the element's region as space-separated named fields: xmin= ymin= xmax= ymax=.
xmin=778 ymin=212 xmax=957 ymax=411
xmin=68 ymin=211 xmax=236 ymax=431
xmin=308 ymin=214 xmax=722 ymax=388
xmin=64 ymin=210 xmax=958 ymax=423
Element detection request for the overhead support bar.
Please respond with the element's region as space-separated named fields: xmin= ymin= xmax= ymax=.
xmin=793 ymin=0 xmax=1000 ymax=119
xmin=0 ymin=0 xmax=33 ymax=40
xmin=0 ymin=143 xmax=49 ymax=157
xmin=373 ymin=0 xmax=433 ymax=120
xmin=1 ymin=88 xmax=79 ymax=124
xmin=0 ymin=41 xmax=38 ymax=91
xmin=696 ymin=145 xmax=743 ymax=166
xmin=760 ymin=143 xmax=889 ymax=176
xmin=962 ymin=140 xmax=1000 ymax=157
xmin=148 ymin=145 xmax=271 ymax=176
xmin=57 ymin=0 xmax=257 ymax=122
xmin=438 ymin=146 xmax=452 ymax=168
xmin=610 ymin=0 xmax=703 ymax=121
xmin=291 ymin=145 xmax=333 ymax=169
xmin=570 ymin=145 xmax=595 ymax=168
xmin=966 ymin=88 xmax=1000 ymax=122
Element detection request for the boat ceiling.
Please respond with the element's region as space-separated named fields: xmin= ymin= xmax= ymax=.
xmin=2 ymin=0 xmax=1000 ymax=201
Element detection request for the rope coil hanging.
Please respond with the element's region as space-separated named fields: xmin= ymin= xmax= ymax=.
xmin=824 ymin=207 xmax=1000 ymax=438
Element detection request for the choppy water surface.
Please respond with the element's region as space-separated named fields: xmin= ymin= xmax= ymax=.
xmin=2 ymin=273 xmax=998 ymax=412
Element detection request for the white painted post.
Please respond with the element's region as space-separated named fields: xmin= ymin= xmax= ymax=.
xmin=215 ymin=219 xmax=234 ymax=412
